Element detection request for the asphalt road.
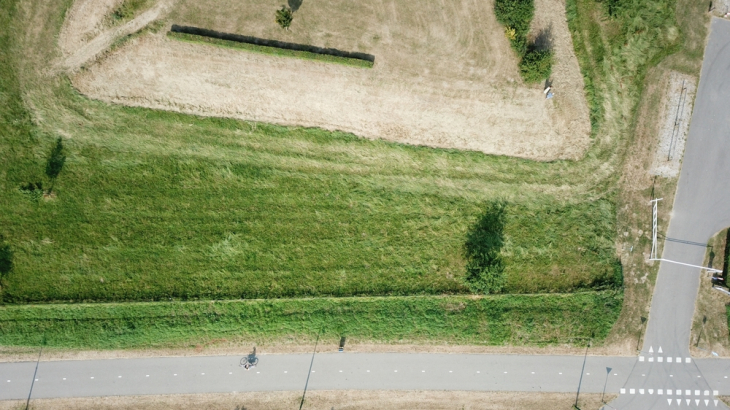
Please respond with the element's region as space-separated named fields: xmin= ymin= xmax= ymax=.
xmin=0 ymin=353 xmax=665 ymax=399
xmin=608 ymin=17 xmax=730 ymax=410
xmin=3 ymin=353 xmax=730 ymax=404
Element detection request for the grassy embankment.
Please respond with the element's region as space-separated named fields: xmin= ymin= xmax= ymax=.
xmin=167 ymin=31 xmax=374 ymax=68
xmin=0 ymin=293 xmax=621 ymax=348
xmin=0 ymin=0 xmax=680 ymax=349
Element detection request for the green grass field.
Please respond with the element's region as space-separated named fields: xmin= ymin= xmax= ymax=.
xmin=1 ymin=102 xmax=621 ymax=302
xmin=0 ymin=0 xmax=682 ymax=349
xmin=0 ymin=292 xmax=621 ymax=349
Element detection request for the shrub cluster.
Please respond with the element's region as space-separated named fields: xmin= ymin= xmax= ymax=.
xmin=494 ymin=0 xmax=553 ymax=83
xmin=494 ymin=0 xmax=534 ymax=54
xmin=519 ymin=47 xmax=553 ymax=83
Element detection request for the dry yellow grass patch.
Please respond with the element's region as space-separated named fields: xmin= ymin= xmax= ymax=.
xmin=68 ymin=0 xmax=590 ymax=160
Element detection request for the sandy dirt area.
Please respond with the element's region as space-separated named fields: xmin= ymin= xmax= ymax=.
xmin=58 ymin=0 xmax=175 ymax=72
xmin=58 ymin=0 xmax=123 ymax=57
xmin=69 ymin=0 xmax=590 ymax=160
xmin=0 ymin=391 xmax=615 ymax=410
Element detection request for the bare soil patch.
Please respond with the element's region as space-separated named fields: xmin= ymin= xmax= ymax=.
xmin=0 ymin=391 xmax=615 ymax=410
xmin=69 ymin=0 xmax=590 ymax=160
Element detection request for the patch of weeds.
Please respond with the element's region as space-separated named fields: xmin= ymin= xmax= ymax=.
xmin=111 ymin=0 xmax=152 ymax=22
xmin=19 ymin=181 xmax=44 ymax=201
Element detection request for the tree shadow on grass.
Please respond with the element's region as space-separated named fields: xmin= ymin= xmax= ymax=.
xmin=464 ymin=200 xmax=507 ymax=294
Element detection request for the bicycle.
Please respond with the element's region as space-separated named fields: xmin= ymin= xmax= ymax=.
xmin=240 ymin=346 xmax=259 ymax=368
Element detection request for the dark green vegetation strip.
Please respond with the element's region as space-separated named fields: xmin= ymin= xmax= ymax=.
xmin=167 ymin=31 xmax=374 ymax=68
xmin=0 ymin=292 xmax=622 ymax=349
xmin=493 ymin=0 xmax=552 ymax=83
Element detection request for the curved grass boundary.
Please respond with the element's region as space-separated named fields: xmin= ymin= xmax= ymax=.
xmin=168 ymin=25 xmax=374 ymax=68
xmin=0 ymin=292 xmax=622 ymax=349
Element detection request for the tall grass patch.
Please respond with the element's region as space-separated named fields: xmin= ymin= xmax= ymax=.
xmin=0 ymin=292 xmax=623 ymax=349
xmin=1 ymin=115 xmax=619 ymax=302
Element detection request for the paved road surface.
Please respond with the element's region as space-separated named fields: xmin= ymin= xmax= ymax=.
xmin=2 ymin=353 xmax=730 ymax=405
xmin=609 ymin=17 xmax=730 ymax=410
xmin=0 ymin=353 xmax=671 ymax=399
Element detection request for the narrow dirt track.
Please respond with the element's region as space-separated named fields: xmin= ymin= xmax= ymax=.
xmin=59 ymin=0 xmax=175 ymax=72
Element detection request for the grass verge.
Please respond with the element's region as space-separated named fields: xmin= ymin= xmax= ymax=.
xmin=0 ymin=292 xmax=622 ymax=349
xmin=167 ymin=31 xmax=374 ymax=68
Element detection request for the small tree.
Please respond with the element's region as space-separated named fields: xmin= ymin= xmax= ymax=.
xmin=518 ymin=48 xmax=552 ymax=83
xmin=0 ymin=236 xmax=13 ymax=278
xmin=275 ymin=5 xmax=293 ymax=30
xmin=45 ymin=137 xmax=66 ymax=192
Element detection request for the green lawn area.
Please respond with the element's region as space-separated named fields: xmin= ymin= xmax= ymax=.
xmin=0 ymin=0 xmax=680 ymax=349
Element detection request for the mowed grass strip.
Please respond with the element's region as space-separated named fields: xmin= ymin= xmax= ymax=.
xmin=167 ymin=31 xmax=374 ymax=68
xmin=1 ymin=103 xmax=619 ymax=302
xmin=0 ymin=292 xmax=622 ymax=349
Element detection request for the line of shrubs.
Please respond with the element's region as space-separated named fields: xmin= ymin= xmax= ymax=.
xmin=494 ymin=0 xmax=553 ymax=83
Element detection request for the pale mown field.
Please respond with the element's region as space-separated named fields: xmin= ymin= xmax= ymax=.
xmin=68 ymin=0 xmax=590 ymax=160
